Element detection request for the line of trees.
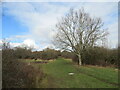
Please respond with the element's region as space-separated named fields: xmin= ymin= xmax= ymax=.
xmin=7 ymin=43 xmax=118 ymax=67
xmin=72 ymin=46 xmax=118 ymax=67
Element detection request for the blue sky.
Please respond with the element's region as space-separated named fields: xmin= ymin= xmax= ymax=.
xmin=2 ymin=15 xmax=28 ymax=38
xmin=1 ymin=2 xmax=118 ymax=50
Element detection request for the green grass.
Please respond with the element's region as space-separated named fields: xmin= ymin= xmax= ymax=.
xmin=77 ymin=65 xmax=118 ymax=85
xmin=22 ymin=58 xmax=118 ymax=88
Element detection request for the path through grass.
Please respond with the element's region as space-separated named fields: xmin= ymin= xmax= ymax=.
xmin=23 ymin=58 xmax=118 ymax=88
xmin=40 ymin=58 xmax=118 ymax=88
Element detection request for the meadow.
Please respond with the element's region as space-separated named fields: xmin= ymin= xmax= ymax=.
xmin=23 ymin=58 xmax=118 ymax=88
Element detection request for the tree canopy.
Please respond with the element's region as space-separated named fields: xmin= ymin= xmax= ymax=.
xmin=53 ymin=8 xmax=108 ymax=65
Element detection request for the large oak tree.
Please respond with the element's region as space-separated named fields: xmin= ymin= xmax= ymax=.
xmin=53 ymin=8 xmax=108 ymax=65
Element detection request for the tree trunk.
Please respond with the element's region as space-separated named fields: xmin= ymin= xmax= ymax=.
xmin=78 ymin=54 xmax=82 ymax=65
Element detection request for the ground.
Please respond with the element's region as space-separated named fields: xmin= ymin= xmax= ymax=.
xmin=22 ymin=58 xmax=118 ymax=88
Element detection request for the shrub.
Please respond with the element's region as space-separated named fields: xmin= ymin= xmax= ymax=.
xmin=72 ymin=46 xmax=118 ymax=66
xmin=40 ymin=48 xmax=60 ymax=60
xmin=2 ymin=49 xmax=44 ymax=88
xmin=61 ymin=51 xmax=74 ymax=59
xmin=14 ymin=47 xmax=32 ymax=59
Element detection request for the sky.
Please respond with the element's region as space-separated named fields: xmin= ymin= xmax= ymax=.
xmin=1 ymin=1 xmax=119 ymax=50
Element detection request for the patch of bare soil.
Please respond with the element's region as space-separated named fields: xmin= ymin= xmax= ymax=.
xmin=33 ymin=61 xmax=48 ymax=64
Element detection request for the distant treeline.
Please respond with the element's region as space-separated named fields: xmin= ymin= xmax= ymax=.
xmin=13 ymin=46 xmax=118 ymax=67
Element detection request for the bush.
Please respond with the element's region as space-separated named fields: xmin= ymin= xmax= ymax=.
xmin=61 ymin=51 xmax=74 ymax=59
xmin=72 ymin=47 xmax=118 ymax=66
xmin=72 ymin=54 xmax=79 ymax=64
xmin=14 ymin=47 xmax=32 ymax=59
xmin=40 ymin=48 xmax=61 ymax=60
xmin=2 ymin=49 xmax=44 ymax=88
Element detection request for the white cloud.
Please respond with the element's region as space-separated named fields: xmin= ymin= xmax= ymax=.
xmin=3 ymin=2 xmax=70 ymax=50
xmin=10 ymin=42 xmax=22 ymax=47
xmin=12 ymin=39 xmax=55 ymax=51
xmin=3 ymin=2 xmax=118 ymax=50
xmin=9 ymin=39 xmax=40 ymax=50
xmin=107 ymin=22 xmax=118 ymax=48
xmin=0 ymin=40 xmax=2 ymax=45
xmin=23 ymin=39 xmax=39 ymax=49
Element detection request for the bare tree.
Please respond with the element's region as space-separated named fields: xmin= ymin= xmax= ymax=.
xmin=53 ymin=8 xmax=108 ymax=65
xmin=2 ymin=39 xmax=10 ymax=50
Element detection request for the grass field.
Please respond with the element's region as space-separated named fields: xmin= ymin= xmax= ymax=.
xmin=23 ymin=58 xmax=118 ymax=88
